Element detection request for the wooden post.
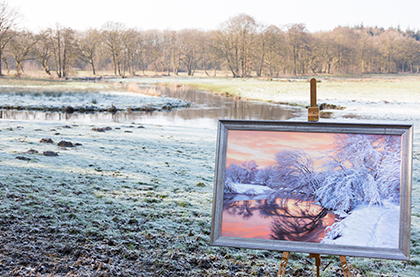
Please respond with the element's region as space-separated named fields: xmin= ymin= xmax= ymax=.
xmin=276 ymin=252 xmax=352 ymax=276
xmin=309 ymin=253 xmax=321 ymax=277
xmin=308 ymin=78 xmax=319 ymax=122
xmin=339 ymin=256 xmax=352 ymax=277
xmin=276 ymin=251 xmax=290 ymax=277
xmin=310 ymin=78 xmax=317 ymax=107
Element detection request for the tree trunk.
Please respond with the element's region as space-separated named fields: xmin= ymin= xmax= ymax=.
xmin=2 ymin=57 xmax=9 ymax=75
xmin=89 ymin=57 xmax=96 ymax=75
xmin=15 ymin=61 xmax=22 ymax=77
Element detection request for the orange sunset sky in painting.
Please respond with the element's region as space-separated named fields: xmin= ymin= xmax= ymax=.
xmin=226 ymin=130 xmax=337 ymax=168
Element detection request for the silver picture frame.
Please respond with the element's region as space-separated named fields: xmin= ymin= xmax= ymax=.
xmin=211 ymin=120 xmax=413 ymax=260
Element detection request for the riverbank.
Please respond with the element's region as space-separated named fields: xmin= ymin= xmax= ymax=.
xmin=119 ymin=75 xmax=420 ymax=122
xmin=0 ymin=75 xmax=419 ymax=276
xmin=0 ymin=77 xmax=190 ymax=113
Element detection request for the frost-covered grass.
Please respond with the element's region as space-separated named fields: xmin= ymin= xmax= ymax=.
xmin=0 ymin=121 xmax=220 ymax=275
xmin=0 ymin=75 xmax=420 ymax=275
xmin=119 ymin=74 xmax=420 ymax=276
xmin=120 ymin=75 xmax=420 ymax=104
xmin=0 ymin=77 xmax=189 ymax=112
xmin=0 ymin=119 xmax=380 ymax=276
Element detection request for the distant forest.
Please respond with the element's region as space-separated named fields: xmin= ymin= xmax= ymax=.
xmin=2 ymin=3 xmax=420 ymax=78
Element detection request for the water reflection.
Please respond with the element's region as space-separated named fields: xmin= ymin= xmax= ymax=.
xmin=0 ymin=86 xmax=303 ymax=127
xmin=222 ymin=195 xmax=336 ymax=243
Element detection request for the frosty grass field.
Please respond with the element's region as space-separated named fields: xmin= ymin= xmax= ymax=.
xmin=0 ymin=75 xmax=420 ymax=276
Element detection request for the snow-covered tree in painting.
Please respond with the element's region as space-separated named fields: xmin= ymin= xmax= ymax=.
xmin=315 ymin=134 xmax=401 ymax=214
xmin=254 ymin=165 xmax=273 ymax=186
xmin=268 ymin=149 xmax=320 ymax=203
xmin=225 ymin=160 xmax=258 ymax=184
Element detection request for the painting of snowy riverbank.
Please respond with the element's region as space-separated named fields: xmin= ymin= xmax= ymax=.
xmin=211 ymin=120 xmax=413 ymax=260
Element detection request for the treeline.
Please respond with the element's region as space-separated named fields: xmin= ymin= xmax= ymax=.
xmin=2 ymin=4 xmax=420 ymax=78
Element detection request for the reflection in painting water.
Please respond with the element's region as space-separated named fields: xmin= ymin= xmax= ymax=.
xmin=222 ymin=195 xmax=337 ymax=242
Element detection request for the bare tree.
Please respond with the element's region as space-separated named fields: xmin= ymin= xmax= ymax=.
xmin=261 ymin=25 xmax=285 ymax=76
xmin=144 ymin=29 xmax=168 ymax=74
xmin=378 ymin=29 xmax=402 ymax=73
xmin=48 ymin=24 xmax=78 ymax=78
xmin=79 ymin=28 xmax=101 ymax=75
xmin=253 ymin=24 xmax=268 ymax=77
xmin=179 ymin=29 xmax=201 ymax=76
xmin=0 ymin=0 xmax=20 ymax=76
xmin=329 ymin=27 xmax=357 ymax=73
xmin=353 ymin=28 xmax=374 ymax=73
xmin=33 ymin=30 xmax=52 ymax=75
xmin=197 ymin=30 xmax=213 ymax=76
xmin=8 ymin=30 xmax=39 ymax=76
xmin=102 ymin=21 xmax=127 ymax=76
xmin=286 ymin=23 xmax=311 ymax=75
xmin=216 ymin=13 xmax=258 ymax=77
xmin=124 ymin=28 xmax=145 ymax=76
xmin=132 ymin=30 xmax=147 ymax=75
xmin=207 ymin=30 xmax=223 ymax=76
xmin=167 ymin=30 xmax=181 ymax=75
xmin=3 ymin=10 xmax=420 ymax=77
xmin=394 ymin=36 xmax=420 ymax=73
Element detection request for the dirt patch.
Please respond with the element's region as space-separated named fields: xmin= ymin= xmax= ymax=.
xmin=40 ymin=138 xmax=54 ymax=144
xmin=58 ymin=141 xmax=75 ymax=148
xmin=92 ymin=126 xmax=112 ymax=132
xmin=43 ymin=151 xmax=58 ymax=156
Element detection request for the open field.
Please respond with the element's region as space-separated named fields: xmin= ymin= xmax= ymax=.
xmin=119 ymin=74 xmax=420 ymax=105
xmin=119 ymin=74 xmax=420 ymax=122
xmin=0 ymin=74 xmax=420 ymax=276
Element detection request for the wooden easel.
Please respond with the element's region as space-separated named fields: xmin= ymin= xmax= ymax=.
xmin=276 ymin=79 xmax=352 ymax=277
xmin=276 ymin=252 xmax=352 ymax=277
xmin=308 ymin=78 xmax=320 ymax=122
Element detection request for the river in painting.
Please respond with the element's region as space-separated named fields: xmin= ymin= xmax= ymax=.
xmin=221 ymin=195 xmax=338 ymax=243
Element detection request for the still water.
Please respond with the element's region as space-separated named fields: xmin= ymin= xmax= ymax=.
xmin=0 ymin=86 xmax=303 ymax=128
xmin=221 ymin=196 xmax=337 ymax=243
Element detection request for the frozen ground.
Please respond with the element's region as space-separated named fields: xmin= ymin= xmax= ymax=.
xmin=0 ymin=90 xmax=189 ymax=112
xmin=0 ymin=76 xmax=420 ymax=276
xmin=0 ymin=79 xmax=189 ymax=112
xmin=0 ymin=120 xmax=220 ymax=276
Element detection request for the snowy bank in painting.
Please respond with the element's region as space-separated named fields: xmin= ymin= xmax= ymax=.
xmin=322 ymin=202 xmax=400 ymax=248
xmin=224 ymin=182 xmax=273 ymax=195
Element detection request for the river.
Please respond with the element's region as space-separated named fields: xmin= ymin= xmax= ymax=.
xmin=0 ymin=86 xmax=303 ymax=128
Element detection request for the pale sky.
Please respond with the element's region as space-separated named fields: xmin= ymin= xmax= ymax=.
xmin=10 ymin=0 xmax=420 ymax=32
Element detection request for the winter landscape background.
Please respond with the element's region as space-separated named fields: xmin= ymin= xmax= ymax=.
xmin=0 ymin=75 xmax=419 ymax=276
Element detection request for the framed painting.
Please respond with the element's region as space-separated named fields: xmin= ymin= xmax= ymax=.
xmin=211 ymin=120 xmax=413 ymax=260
